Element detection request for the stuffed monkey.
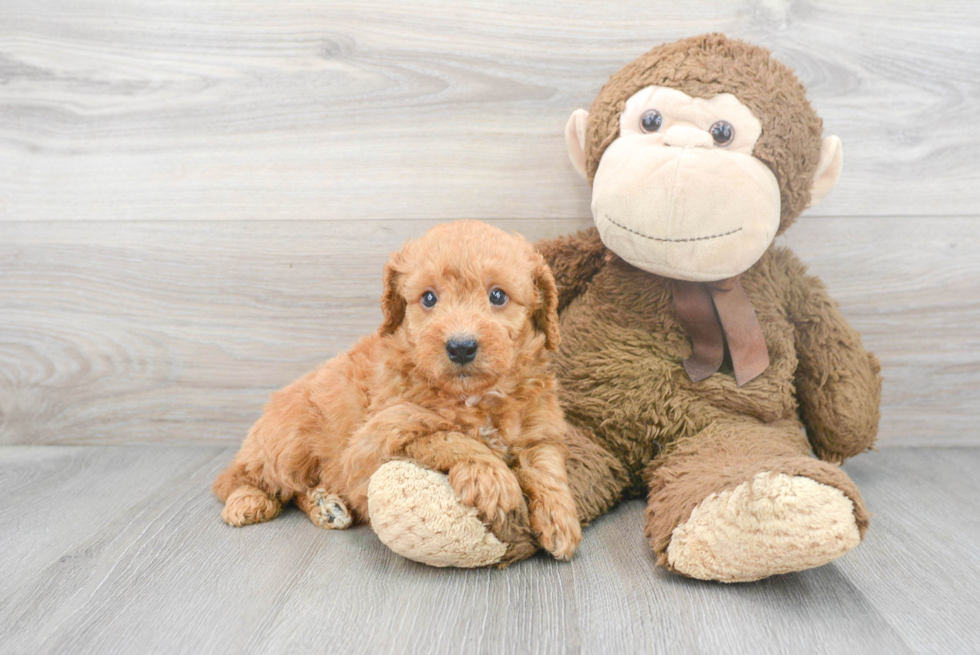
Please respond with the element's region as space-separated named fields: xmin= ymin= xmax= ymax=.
xmin=366 ymin=34 xmax=882 ymax=582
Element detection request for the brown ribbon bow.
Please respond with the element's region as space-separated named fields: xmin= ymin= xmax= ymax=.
xmin=672 ymin=276 xmax=769 ymax=387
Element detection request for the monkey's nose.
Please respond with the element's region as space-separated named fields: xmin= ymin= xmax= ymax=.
xmin=663 ymin=126 xmax=713 ymax=149
xmin=446 ymin=337 xmax=479 ymax=365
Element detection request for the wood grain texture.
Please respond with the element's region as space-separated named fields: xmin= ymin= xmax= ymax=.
xmin=1 ymin=445 xmax=977 ymax=654
xmin=2 ymin=216 xmax=977 ymax=446
xmin=838 ymin=450 xmax=980 ymax=655
xmin=0 ymin=445 xmax=226 ymax=599
xmin=1 ymin=0 xmax=978 ymax=222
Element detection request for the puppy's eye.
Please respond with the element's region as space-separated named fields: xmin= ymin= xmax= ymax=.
xmin=640 ymin=109 xmax=663 ymax=133
xmin=420 ymin=291 xmax=437 ymax=308
xmin=710 ymin=120 xmax=735 ymax=146
xmin=488 ymin=288 xmax=508 ymax=306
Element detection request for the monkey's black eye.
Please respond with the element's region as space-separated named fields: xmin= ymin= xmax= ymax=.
xmin=640 ymin=109 xmax=663 ymax=133
xmin=710 ymin=121 xmax=735 ymax=146
xmin=488 ymin=288 xmax=508 ymax=306
xmin=421 ymin=291 xmax=437 ymax=308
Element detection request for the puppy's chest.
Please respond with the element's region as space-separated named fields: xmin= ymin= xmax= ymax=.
xmin=457 ymin=397 xmax=521 ymax=465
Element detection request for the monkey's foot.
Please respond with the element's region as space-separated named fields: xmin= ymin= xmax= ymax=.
xmin=666 ymin=473 xmax=861 ymax=583
xmin=367 ymin=460 xmax=507 ymax=568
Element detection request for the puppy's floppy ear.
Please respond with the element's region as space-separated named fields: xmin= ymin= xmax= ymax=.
xmin=532 ymin=255 xmax=561 ymax=350
xmin=379 ymin=253 xmax=406 ymax=336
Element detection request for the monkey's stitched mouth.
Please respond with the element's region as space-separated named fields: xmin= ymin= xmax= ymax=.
xmin=603 ymin=215 xmax=743 ymax=243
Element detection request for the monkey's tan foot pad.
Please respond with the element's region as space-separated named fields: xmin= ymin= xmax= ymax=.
xmin=666 ymin=472 xmax=861 ymax=583
xmin=368 ymin=460 xmax=506 ymax=568
xmin=308 ymin=489 xmax=352 ymax=530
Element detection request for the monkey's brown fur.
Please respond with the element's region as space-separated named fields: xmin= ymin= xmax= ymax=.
xmin=213 ymin=221 xmax=582 ymax=561
xmin=539 ymin=232 xmax=880 ymax=566
xmin=488 ymin=34 xmax=882 ymax=571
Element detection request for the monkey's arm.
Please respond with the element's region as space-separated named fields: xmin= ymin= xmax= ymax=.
xmin=535 ymin=227 xmax=607 ymax=313
xmin=786 ymin=258 xmax=882 ymax=463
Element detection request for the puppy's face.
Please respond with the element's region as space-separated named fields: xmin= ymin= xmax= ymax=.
xmin=379 ymin=221 xmax=559 ymax=393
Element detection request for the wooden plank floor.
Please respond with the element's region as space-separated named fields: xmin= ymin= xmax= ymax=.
xmin=1 ymin=446 xmax=977 ymax=654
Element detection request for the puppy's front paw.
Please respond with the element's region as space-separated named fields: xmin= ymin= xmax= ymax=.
xmin=449 ymin=460 xmax=523 ymax=522
xmin=306 ymin=489 xmax=352 ymax=530
xmin=531 ymin=500 xmax=582 ymax=561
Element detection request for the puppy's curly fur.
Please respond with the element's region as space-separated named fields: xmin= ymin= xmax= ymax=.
xmin=212 ymin=220 xmax=582 ymax=560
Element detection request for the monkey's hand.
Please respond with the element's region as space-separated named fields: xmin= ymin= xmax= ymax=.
xmin=788 ymin=262 xmax=882 ymax=463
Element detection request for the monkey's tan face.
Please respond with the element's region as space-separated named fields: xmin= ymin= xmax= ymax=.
xmin=575 ymin=87 xmax=782 ymax=282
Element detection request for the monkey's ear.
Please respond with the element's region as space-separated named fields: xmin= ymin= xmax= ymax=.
xmin=532 ymin=258 xmax=561 ymax=351
xmin=807 ymin=136 xmax=843 ymax=208
xmin=379 ymin=254 xmax=407 ymax=336
xmin=565 ymin=109 xmax=590 ymax=179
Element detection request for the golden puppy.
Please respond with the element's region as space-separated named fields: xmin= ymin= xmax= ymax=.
xmin=212 ymin=220 xmax=582 ymax=560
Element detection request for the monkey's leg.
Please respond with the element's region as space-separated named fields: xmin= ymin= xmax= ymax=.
xmin=564 ymin=424 xmax=631 ymax=525
xmin=644 ymin=419 xmax=870 ymax=583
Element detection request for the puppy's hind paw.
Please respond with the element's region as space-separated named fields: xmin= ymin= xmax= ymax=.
xmin=306 ymin=489 xmax=352 ymax=530
xmin=222 ymin=485 xmax=282 ymax=527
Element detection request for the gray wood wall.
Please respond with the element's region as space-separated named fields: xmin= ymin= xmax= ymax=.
xmin=2 ymin=0 xmax=978 ymax=446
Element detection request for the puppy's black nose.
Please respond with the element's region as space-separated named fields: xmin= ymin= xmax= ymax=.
xmin=446 ymin=338 xmax=479 ymax=365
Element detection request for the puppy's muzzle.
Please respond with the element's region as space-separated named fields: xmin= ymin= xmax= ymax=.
xmin=446 ymin=337 xmax=479 ymax=365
